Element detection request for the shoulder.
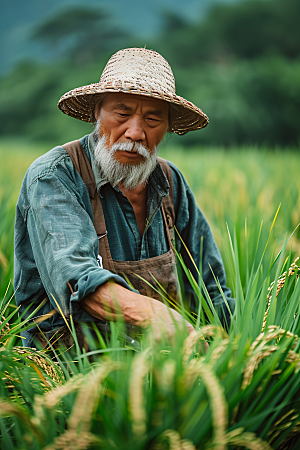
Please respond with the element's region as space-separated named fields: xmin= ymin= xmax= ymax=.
xmin=24 ymin=145 xmax=76 ymax=192
xmin=158 ymin=157 xmax=187 ymax=181
xmin=158 ymin=157 xmax=189 ymax=193
xmin=158 ymin=158 xmax=194 ymax=219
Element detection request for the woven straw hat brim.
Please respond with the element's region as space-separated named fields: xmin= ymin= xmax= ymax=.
xmin=58 ymin=82 xmax=209 ymax=135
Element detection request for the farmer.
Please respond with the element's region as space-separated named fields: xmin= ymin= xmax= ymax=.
xmin=14 ymin=48 xmax=234 ymax=348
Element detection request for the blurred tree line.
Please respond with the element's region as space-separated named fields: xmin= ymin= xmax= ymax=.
xmin=0 ymin=0 xmax=299 ymax=147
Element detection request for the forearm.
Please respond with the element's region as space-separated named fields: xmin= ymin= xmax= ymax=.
xmin=81 ymin=281 xmax=153 ymax=328
xmin=81 ymin=281 xmax=195 ymax=336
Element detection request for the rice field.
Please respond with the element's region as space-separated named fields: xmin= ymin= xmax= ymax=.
xmin=1 ymin=139 xmax=300 ymax=449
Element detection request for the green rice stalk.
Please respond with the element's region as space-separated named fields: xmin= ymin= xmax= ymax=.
xmin=50 ymin=294 xmax=72 ymax=334
xmin=0 ymin=399 xmax=43 ymax=443
xmin=262 ymin=258 xmax=300 ymax=332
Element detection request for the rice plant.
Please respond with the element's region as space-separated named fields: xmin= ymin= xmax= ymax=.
xmin=1 ymin=215 xmax=300 ymax=449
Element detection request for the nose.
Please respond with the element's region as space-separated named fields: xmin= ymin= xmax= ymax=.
xmin=124 ymin=116 xmax=146 ymax=142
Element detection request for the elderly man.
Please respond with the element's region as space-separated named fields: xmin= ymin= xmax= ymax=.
xmin=14 ymin=48 xmax=234 ymax=348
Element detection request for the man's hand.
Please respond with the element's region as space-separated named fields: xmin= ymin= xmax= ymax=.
xmin=81 ymin=281 xmax=194 ymax=341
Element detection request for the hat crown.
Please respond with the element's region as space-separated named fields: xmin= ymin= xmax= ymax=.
xmin=99 ymin=48 xmax=176 ymax=95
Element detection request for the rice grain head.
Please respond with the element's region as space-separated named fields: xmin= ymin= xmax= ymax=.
xmin=198 ymin=363 xmax=228 ymax=450
xmin=181 ymin=357 xmax=205 ymax=389
xmin=242 ymin=345 xmax=300 ymax=390
xmin=154 ymin=359 xmax=176 ymax=392
xmin=226 ymin=430 xmax=273 ymax=450
xmin=262 ymin=257 xmax=299 ymax=333
xmin=10 ymin=346 xmax=64 ymax=385
xmin=32 ymin=373 xmax=85 ymax=426
xmin=182 ymin=325 xmax=227 ymax=365
xmin=182 ymin=361 xmax=228 ymax=450
xmin=129 ymin=350 xmax=151 ymax=438
xmin=249 ymin=327 xmax=298 ymax=356
xmin=68 ymin=361 xmax=121 ymax=432
xmin=242 ymin=345 xmax=278 ymax=389
xmin=272 ymin=409 xmax=297 ymax=428
xmin=42 ymin=430 xmax=101 ymax=450
xmin=200 ymin=325 xmax=228 ymax=340
xmin=152 ymin=429 xmax=196 ymax=450
xmin=182 ymin=330 xmax=205 ymax=365
xmin=210 ymin=339 xmax=230 ymax=363
xmin=180 ymin=440 xmax=197 ymax=450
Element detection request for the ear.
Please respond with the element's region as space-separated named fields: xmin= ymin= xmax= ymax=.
xmin=94 ymin=105 xmax=100 ymax=121
xmin=94 ymin=94 xmax=107 ymax=122
xmin=167 ymin=104 xmax=173 ymax=133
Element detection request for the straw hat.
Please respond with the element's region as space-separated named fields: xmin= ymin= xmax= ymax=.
xmin=58 ymin=48 xmax=209 ymax=135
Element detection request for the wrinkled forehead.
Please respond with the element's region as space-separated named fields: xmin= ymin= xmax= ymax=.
xmin=95 ymin=92 xmax=169 ymax=116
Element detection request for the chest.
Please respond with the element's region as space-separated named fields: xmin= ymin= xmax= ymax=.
xmin=100 ymin=186 xmax=169 ymax=261
xmin=118 ymin=185 xmax=148 ymax=236
xmin=130 ymin=198 xmax=147 ymax=236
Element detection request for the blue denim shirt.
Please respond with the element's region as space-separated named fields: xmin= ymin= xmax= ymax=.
xmin=14 ymin=134 xmax=234 ymax=333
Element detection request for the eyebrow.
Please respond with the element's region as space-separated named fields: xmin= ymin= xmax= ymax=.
xmin=147 ymin=109 xmax=165 ymax=117
xmin=114 ymin=103 xmax=166 ymax=117
xmin=114 ymin=103 xmax=133 ymax=111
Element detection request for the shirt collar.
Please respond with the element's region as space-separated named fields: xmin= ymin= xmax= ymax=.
xmin=87 ymin=132 xmax=170 ymax=197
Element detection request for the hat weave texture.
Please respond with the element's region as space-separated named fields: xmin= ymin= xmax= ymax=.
xmin=58 ymin=48 xmax=209 ymax=135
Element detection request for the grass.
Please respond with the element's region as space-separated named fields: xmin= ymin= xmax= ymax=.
xmin=1 ymin=139 xmax=300 ymax=448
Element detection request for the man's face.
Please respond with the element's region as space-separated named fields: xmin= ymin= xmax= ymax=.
xmin=96 ymin=92 xmax=169 ymax=165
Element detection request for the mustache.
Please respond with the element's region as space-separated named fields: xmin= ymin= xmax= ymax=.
xmin=109 ymin=141 xmax=151 ymax=159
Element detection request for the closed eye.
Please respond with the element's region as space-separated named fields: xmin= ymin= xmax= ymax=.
xmin=146 ymin=117 xmax=161 ymax=123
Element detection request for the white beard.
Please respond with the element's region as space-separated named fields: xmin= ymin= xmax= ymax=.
xmin=93 ymin=134 xmax=158 ymax=190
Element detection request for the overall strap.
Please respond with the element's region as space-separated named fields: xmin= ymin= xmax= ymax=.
xmin=157 ymin=157 xmax=176 ymax=250
xmin=62 ymin=140 xmax=97 ymax=199
xmin=157 ymin=157 xmax=175 ymax=228
xmin=62 ymin=140 xmax=111 ymax=267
